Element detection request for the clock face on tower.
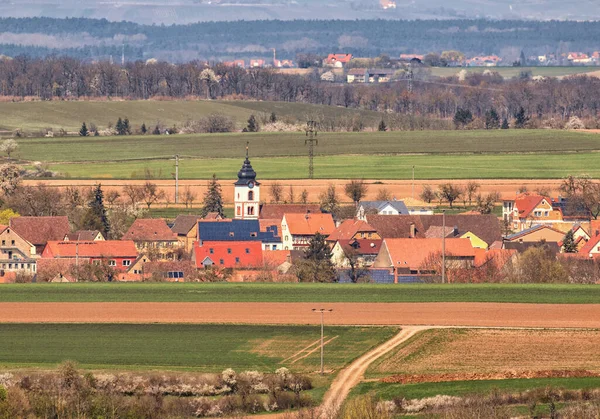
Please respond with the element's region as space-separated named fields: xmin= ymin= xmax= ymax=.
xmin=248 ymin=181 xmax=255 ymax=189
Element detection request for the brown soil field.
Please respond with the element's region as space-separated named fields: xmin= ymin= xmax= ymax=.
xmin=2 ymin=302 xmax=600 ymax=328
xmin=24 ymin=178 xmax=563 ymax=205
xmin=371 ymin=329 xmax=600 ymax=380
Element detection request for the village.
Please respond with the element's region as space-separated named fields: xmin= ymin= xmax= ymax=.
xmin=0 ymin=146 xmax=596 ymax=285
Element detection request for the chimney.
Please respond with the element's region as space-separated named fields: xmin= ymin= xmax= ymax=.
xmin=453 ymin=226 xmax=459 ymax=237
xmin=409 ymin=222 xmax=416 ymax=238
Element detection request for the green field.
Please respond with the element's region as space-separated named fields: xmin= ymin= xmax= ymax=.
xmin=0 ymin=323 xmax=396 ymax=372
xmin=0 ymin=100 xmax=383 ymax=133
xmin=352 ymin=377 xmax=600 ymax=400
xmin=47 ymin=151 xmax=600 ymax=180
xmin=2 ymin=283 xmax=600 ymax=303
xmin=430 ymin=66 xmax=600 ymax=79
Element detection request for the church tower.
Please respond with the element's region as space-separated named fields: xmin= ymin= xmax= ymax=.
xmin=234 ymin=144 xmax=260 ymax=219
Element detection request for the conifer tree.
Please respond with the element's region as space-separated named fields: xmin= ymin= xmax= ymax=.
xmin=294 ymin=232 xmax=337 ymax=283
xmin=140 ymin=123 xmax=147 ymax=135
xmin=201 ymin=174 xmax=224 ymax=218
xmin=269 ymin=112 xmax=277 ymax=123
xmin=115 ymin=118 xmax=124 ymax=135
xmin=514 ymin=107 xmax=529 ymax=129
xmin=83 ymin=184 xmax=110 ymax=237
xmin=501 ymin=118 xmax=510 ymax=129
xmin=378 ymin=119 xmax=387 ymax=131
xmin=485 ymin=108 xmax=500 ymax=129
xmin=123 ymin=118 xmax=131 ymax=135
xmin=79 ymin=122 xmax=88 ymax=137
xmin=247 ymin=114 xmax=259 ymax=132
xmin=562 ymin=230 xmax=578 ymax=253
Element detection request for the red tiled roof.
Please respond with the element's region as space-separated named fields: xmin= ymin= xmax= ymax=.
xmin=263 ymin=250 xmax=291 ymax=266
xmin=327 ymin=219 xmax=377 ymax=242
xmin=259 ymin=219 xmax=282 ymax=236
xmin=327 ymin=53 xmax=352 ymax=63
xmin=383 ymin=238 xmax=475 ymax=271
xmin=284 ymin=213 xmax=335 ymax=236
xmin=338 ymin=239 xmax=382 ymax=255
xmin=259 ymin=204 xmax=321 ymax=220
xmin=514 ymin=194 xmax=547 ymax=218
xmin=579 ymin=234 xmax=600 ymax=255
xmin=10 ymin=216 xmax=70 ymax=246
xmin=43 ymin=240 xmax=138 ymax=258
xmin=123 ymin=219 xmax=177 ymax=241
xmin=194 ymin=241 xmax=263 ymax=269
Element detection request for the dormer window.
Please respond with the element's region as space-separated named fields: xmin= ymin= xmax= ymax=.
xmin=250 ymin=232 xmax=257 ymax=237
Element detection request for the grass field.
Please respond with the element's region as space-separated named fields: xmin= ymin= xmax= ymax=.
xmin=47 ymin=151 xmax=600 ymax=180
xmin=0 ymin=323 xmax=396 ymax=373
xmin=2 ymin=283 xmax=600 ymax=303
xmin=367 ymin=328 xmax=600 ymax=379
xmin=352 ymin=377 xmax=600 ymax=400
xmin=0 ymin=100 xmax=383 ymax=133
xmin=430 ymin=66 xmax=600 ymax=79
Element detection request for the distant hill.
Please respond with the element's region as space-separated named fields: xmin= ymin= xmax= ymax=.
xmin=0 ymin=0 xmax=598 ymax=24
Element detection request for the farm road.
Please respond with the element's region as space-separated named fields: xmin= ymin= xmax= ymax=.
xmin=3 ymin=302 xmax=600 ymax=328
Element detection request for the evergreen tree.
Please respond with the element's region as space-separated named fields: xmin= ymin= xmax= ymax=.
xmin=514 ymin=107 xmax=529 ymax=129
xmin=378 ymin=119 xmax=387 ymax=131
xmin=501 ymin=118 xmax=510 ymax=129
xmin=123 ymin=118 xmax=131 ymax=135
xmin=520 ymin=50 xmax=527 ymax=66
xmin=140 ymin=123 xmax=147 ymax=134
xmin=79 ymin=122 xmax=88 ymax=137
xmin=562 ymin=230 xmax=578 ymax=253
xmin=269 ymin=112 xmax=277 ymax=123
xmin=294 ymin=232 xmax=336 ymax=283
xmin=246 ymin=114 xmax=259 ymax=132
xmin=484 ymin=108 xmax=500 ymax=129
xmin=201 ymin=174 xmax=224 ymax=218
xmin=453 ymin=108 xmax=473 ymax=128
xmin=115 ymin=118 xmax=124 ymax=135
xmin=83 ymin=184 xmax=110 ymax=237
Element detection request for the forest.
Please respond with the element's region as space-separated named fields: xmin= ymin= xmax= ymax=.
xmin=0 ymin=56 xmax=599 ymax=129
xmin=2 ymin=18 xmax=600 ymax=61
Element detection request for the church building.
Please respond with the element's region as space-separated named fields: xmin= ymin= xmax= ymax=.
xmin=234 ymin=146 xmax=260 ymax=220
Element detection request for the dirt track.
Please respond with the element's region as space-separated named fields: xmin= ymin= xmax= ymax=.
xmin=3 ymin=302 xmax=600 ymax=328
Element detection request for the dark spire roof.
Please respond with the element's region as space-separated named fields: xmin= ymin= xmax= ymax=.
xmin=235 ymin=143 xmax=260 ymax=186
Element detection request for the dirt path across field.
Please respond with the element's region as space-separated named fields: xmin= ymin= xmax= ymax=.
xmin=3 ymin=302 xmax=600 ymax=328
xmin=318 ymin=326 xmax=427 ymax=418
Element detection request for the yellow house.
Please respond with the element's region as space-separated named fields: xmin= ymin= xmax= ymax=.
xmin=460 ymin=231 xmax=488 ymax=250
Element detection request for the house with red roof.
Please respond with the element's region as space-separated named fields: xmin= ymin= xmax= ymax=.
xmin=281 ymin=213 xmax=335 ymax=250
xmin=372 ymin=238 xmax=475 ymax=282
xmin=503 ymin=194 xmax=564 ymax=231
xmin=578 ymin=233 xmax=600 ymax=258
xmin=42 ymin=240 xmax=138 ymax=272
xmin=193 ymin=241 xmax=263 ymax=269
xmin=324 ymin=53 xmax=352 ymax=68
xmin=64 ymin=230 xmax=105 ymax=242
xmin=0 ymin=224 xmax=38 ymax=278
xmin=122 ymin=218 xmax=181 ymax=259
xmin=10 ymin=216 xmax=70 ymax=254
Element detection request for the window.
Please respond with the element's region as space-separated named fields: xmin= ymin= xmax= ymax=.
xmin=11 ymin=240 xmax=14 ymax=246
xmin=248 ymin=206 xmax=254 ymax=216
xmin=237 ymin=206 xmax=241 ymax=216
xmin=248 ymin=191 xmax=254 ymax=201
xmin=250 ymin=232 xmax=257 ymax=237
xmin=285 ymin=236 xmax=289 ymax=241
xmin=544 ymin=211 xmax=549 ymax=217
xmin=227 ymin=248 xmax=232 ymax=254
xmin=235 ymin=257 xmax=240 ymax=263
xmin=229 ymin=232 xmax=235 ymax=237
xmin=219 ymin=259 xmax=224 ymax=265
xmin=209 ymin=248 xmax=214 ymax=254
xmin=166 ymin=271 xmax=184 ymax=279
xmin=93 ymin=260 xmax=101 ymax=266
xmin=245 ymin=248 xmax=250 ymax=254
xmin=109 ymin=260 xmax=116 ymax=267
xmin=123 ymin=260 xmax=131 ymax=266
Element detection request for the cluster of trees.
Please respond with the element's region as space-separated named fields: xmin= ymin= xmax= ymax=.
xmin=419 ymin=182 xmax=499 ymax=214
xmin=4 ymin=57 xmax=600 ymax=127
xmin=0 ymin=362 xmax=313 ymax=418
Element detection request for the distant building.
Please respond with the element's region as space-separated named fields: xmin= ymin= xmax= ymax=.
xmin=324 ymin=54 xmax=352 ymax=68
xmin=347 ymin=68 xmax=367 ymax=83
xmin=380 ymin=0 xmax=396 ymax=9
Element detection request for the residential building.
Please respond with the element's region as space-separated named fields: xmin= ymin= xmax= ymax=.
xmin=503 ymin=225 xmax=566 ymax=245
xmin=281 ymin=213 xmax=335 ymax=250
xmin=198 ymin=219 xmax=282 ymax=250
xmin=234 ymin=147 xmax=260 ymax=220
xmin=0 ymin=225 xmax=38 ymax=276
xmin=42 ymin=241 xmax=138 ymax=272
xmin=380 ymin=0 xmax=396 ymax=9
xmin=171 ymin=215 xmax=202 ymax=252
xmin=259 ymin=204 xmax=321 ymax=220
xmin=331 ymin=239 xmax=382 ymax=268
xmin=357 ymin=200 xmax=409 ymax=219
xmin=372 ymin=238 xmax=475 ymax=282
xmin=324 ymin=53 xmax=352 ymax=68
xmin=193 ymin=241 xmax=263 ymax=269
xmin=327 ymin=219 xmax=381 ymax=243
xmin=347 ymin=68 xmax=367 ymax=83
xmin=367 ymin=68 xmax=395 ymax=83
xmin=64 ymin=230 xmax=105 ymax=241
xmin=401 ymin=197 xmax=435 ymax=215
xmin=10 ymin=216 xmax=70 ymax=254
xmin=501 ymin=194 xmax=588 ymax=231
xmin=122 ymin=218 xmax=181 ymax=259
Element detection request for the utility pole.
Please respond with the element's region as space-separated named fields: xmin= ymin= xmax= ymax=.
xmin=174 ymin=154 xmax=179 ymax=204
xmin=305 ymin=121 xmax=318 ymax=179
xmin=408 ymin=62 xmax=414 ymax=130
xmin=312 ymin=308 xmax=333 ymax=375
xmin=442 ymin=210 xmax=446 ymax=284
xmin=121 ymin=43 xmax=125 ymax=66
xmin=412 ymin=165 xmax=415 ymax=199
xmin=272 ymin=48 xmax=277 ymax=67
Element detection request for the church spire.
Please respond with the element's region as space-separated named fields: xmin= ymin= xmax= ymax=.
xmin=235 ymin=142 xmax=259 ymax=186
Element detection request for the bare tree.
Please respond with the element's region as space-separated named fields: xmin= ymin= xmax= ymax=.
xmin=183 ymin=186 xmax=197 ymax=209
xmin=344 ymin=179 xmax=368 ymax=207
xmin=300 ymin=189 xmax=309 ymax=204
xmin=287 ymin=184 xmax=295 ymax=204
xmin=270 ymin=182 xmax=283 ymax=203
xmin=420 ymin=184 xmax=436 ymax=203
xmin=141 ymin=181 xmax=165 ymax=210
xmin=466 ymin=181 xmax=480 ymax=206
xmin=375 ymin=187 xmax=392 ymax=201
xmin=319 ymin=184 xmax=340 ymax=214
xmin=122 ymin=184 xmax=144 ymax=209
xmin=438 ymin=183 xmax=462 ymax=208
xmin=105 ymin=190 xmax=121 ymax=206
xmin=0 ymin=163 xmax=21 ymax=196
